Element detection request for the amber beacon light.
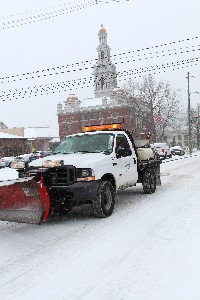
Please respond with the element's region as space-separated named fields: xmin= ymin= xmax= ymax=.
xmin=82 ymin=123 xmax=122 ymax=132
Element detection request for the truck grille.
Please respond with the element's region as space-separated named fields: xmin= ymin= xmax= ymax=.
xmin=27 ymin=166 xmax=76 ymax=187
xmin=48 ymin=166 xmax=76 ymax=186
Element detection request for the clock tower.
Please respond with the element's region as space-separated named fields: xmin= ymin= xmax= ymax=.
xmin=93 ymin=25 xmax=117 ymax=98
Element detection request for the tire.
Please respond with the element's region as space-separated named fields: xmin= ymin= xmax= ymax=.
xmin=168 ymin=154 xmax=172 ymax=158
xmin=93 ymin=181 xmax=115 ymax=218
xmin=142 ymin=168 xmax=156 ymax=194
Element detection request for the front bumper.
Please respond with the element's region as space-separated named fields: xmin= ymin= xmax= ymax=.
xmin=24 ymin=166 xmax=100 ymax=209
xmin=48 ymin=180 xmax=100 ymax=208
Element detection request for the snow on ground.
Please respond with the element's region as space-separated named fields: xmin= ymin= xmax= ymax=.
xmin=0 ymin=153 xmax=200 ymax=300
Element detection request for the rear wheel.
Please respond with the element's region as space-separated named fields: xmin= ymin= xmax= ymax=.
xmin=93 ymin=181 xmax=115 ymax=218
xmin=143 ymin=168 xmax=156 ymax=194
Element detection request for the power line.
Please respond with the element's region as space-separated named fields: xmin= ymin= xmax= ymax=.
xmin=0 ymin=36 xmax=199 ymax=84
xmin=1 ymin=0 xmax=129 ymax=30
xmin=1 ymin=56 xmax=199 ymax=102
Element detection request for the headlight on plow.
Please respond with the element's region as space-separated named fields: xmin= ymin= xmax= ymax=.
xmin=76 ymin=168 xmax=95 ymax=182
xmin=11 ymin=161 xmax=26 ymax=169
xmin=42 ymin=160 xmax=64 ymax=168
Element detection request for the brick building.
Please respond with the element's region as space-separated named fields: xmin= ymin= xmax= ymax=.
xmin=57 ymin=90 xmax=136 ymax=140
xmin=0 ymin=126 xmax=59 ymax=156
xmin=21 ymin=127 xmax=59 ymax=152
xmin=0 ymin=132 xmax=28 ymax=158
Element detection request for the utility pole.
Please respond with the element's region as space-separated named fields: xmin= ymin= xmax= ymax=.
xmin=195 ymin=105 xmax=200 ymax=150
xmin=187 ymin=72 xmax=192 ymax=154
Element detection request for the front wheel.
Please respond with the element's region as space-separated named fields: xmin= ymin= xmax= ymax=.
xmin=142 ymin=168 xmax=156 ymax=194
xmin=92 ymin=181 xmax=115 ymax=218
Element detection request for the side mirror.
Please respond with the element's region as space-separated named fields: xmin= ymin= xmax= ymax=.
xmin=116 ymin=148 xmax=132 ymax=158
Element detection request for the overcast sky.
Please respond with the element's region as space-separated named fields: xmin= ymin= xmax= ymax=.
xmin=0 ymin=0 xmax=200 ymax=131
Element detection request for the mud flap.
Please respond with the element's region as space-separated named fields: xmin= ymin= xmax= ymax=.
xmin=155 ymin=162 xmax=161 ymax=186
xmin=0 ymin=178 xmax=50 ymax=224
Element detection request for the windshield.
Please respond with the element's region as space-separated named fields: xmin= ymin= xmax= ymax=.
xmin=52 ymin=133 xmax=114 ymax=155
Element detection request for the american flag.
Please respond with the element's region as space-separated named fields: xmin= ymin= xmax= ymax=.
xmin=155 ymin=111 xmax=162 ymax=125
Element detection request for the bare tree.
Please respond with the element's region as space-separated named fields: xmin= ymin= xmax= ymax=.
xmin=123 ymin=75 xmax=180 ymax=142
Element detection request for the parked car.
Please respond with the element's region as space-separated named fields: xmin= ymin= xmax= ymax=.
xmin=151 ymin=143 xmax=172 ymax=159
xmin=170 ymin=146 xmax=185 ymax=156
xmin=18 ymin=154 xmax=33 ymax=161
xmin=31 ymin=151 xmax=45 ymax=159
xmin=0 ymin=156 xmax=16 ymax=168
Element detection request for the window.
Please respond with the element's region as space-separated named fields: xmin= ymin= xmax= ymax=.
xmin=52 ymin=133 xmax=114 ymax=155
xmin=3 ymin=147 xmax=22 ymax=157
xmin=92 ymin=112 xmax=97 ymax=120
xmin=98 ymin=111 xmax=104 ymax=125
xmin=111 ymin=112 xmax=119 ymax=123
xmin=100 ymin=77 xmax=105 ymax=89
xmin=116 ymin=134 xmax=131 ymax=156
xmin=66 ymin=123 xmax=72 ymax=133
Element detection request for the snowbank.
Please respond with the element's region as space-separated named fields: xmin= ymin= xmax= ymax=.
xmin=0 ymin=167 xmax=18 ymax=181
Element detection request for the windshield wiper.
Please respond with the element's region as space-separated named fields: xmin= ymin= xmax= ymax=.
xmin=53 ymin=152 xmax=71 ymax=154
xmin=76 ymin=150 xmax=93 ymax=153
xmin=78 ymin=150 xmax=110 ymax=154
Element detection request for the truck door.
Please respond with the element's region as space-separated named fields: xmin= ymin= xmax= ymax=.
xmin=115 ymin=134 xmax=138 ymax=188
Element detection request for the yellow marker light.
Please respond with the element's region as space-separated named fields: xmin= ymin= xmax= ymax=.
xmin=83 ymin=123 xmax=122 ymax=132
xmin=77 ymin=176 xmax=95 ymax=182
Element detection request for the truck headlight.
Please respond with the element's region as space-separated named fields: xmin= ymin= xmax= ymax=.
xmin=43 ymin=160 xmax=64 ymax=168
xmin=11 ymin=161 xmax=26 ymax=169
xmin=76 ymin=168 xmax=95 ymax=182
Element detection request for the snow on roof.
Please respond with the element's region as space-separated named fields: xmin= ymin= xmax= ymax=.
xmin=24 ymin=127 xmax=59 ymax=139
xmin=81 ymin=97 xmax=103 ymax=108
xmin=0 ymin=132 xmax=25 ymax=139
xmin=49 ymin=137 xmax=60 ymax=143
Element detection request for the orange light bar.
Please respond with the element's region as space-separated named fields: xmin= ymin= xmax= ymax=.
xmin=83 ymin=123 xmax=122 ymax=132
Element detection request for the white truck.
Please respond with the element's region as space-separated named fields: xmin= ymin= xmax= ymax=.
xmin=15 ymin=123 xmax=161 ymax=219
xmin=0 ymin=123 xmax=161 ymax=224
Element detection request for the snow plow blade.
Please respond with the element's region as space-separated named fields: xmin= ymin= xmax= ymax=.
xmin=0 ymin=178 xmax=50 ymax=224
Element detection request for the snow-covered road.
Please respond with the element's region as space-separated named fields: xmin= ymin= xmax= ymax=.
xmin=1 ymin=153 xmax=200 ymax=300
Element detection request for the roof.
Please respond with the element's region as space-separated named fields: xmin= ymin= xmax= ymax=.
xmin=49 ymin=137 xmax=60 ymax=143
xmin=0 ymin=132 xmax=25 ymax=139
xmin=24 ymin=127 xmax=59 ymax=139
xmin=81 ymin=97 xmax=103 ymax=108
